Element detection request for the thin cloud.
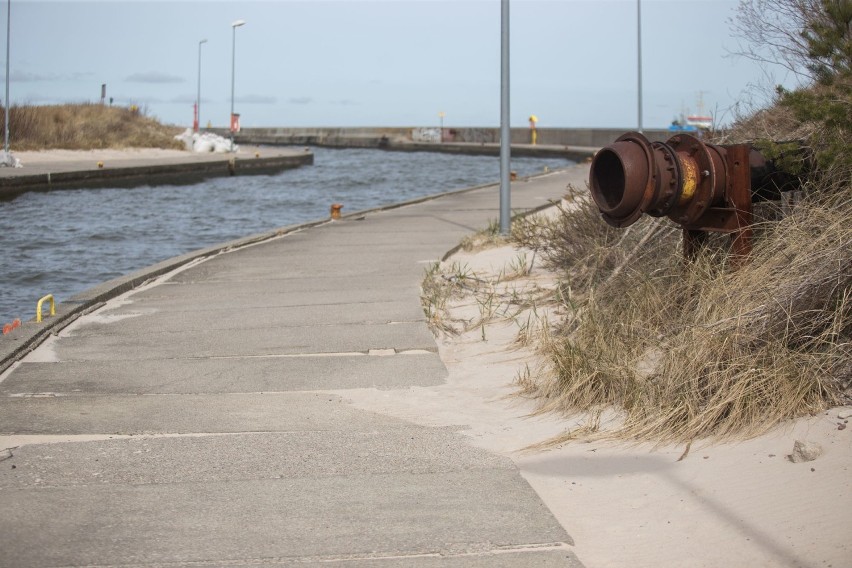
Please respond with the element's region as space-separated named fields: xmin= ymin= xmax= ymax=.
xmin=288 ymin=96 xmax=313 ymax=105
xmin=9 ymin=70 xmax=57 ymax=82
xmin=234 ymin=94 xmax=276 ymax=104
xmin=6 ymin=70 xmax=95 ymax=82
xmin=125 ymin=71 xmax=184 ymax=84
xmin=170 ymin=94 xmax=213 ymax=104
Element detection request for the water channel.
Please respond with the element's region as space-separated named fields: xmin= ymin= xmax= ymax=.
xmin=1 ymin=147 xmax=573 ymax=323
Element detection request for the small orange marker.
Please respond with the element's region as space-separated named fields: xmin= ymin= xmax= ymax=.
xmin=330 ymin=203 xmax=343 ymax=220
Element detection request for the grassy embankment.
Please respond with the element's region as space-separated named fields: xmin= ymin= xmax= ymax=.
xmin=1 ymin=103 xmax=183 ymax=151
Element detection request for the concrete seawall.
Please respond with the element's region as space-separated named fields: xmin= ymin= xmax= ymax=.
xmin=220 ymin=126 xmax=672 ymax=148
xmin=215 ymin=126 xmax=671 ymax=155
xmin=0 ymin=147 xmax=314 ymax=198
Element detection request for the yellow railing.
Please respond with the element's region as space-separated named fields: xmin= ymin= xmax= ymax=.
xmin=36 ymin=294 xmax=55 ymax=323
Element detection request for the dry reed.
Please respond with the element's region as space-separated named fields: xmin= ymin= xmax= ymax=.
xmin=1 ymin=103 xmax=183 ymax=151
xmin=513 ymin=186 xmax=851 ymax=446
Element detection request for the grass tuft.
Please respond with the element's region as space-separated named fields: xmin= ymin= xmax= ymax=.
xmin=1 ymin=103 xmax=184 ymax=151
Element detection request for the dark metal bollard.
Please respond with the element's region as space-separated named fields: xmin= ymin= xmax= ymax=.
xmin=589 ymin=131 xmax=801 ymax=261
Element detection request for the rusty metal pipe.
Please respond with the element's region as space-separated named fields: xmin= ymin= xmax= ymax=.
xmin=590 ymin=132 xmax=802 ymax=229
xmin=590 ymin=132 xmax=730 ymax=228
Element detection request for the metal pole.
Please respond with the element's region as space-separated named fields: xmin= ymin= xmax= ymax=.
xmin=197 ymin=38 xmax=207 ymax=132
xmin=637 ymin=0 xmax=643 ymax=133
xmin=230 ymin=20 xmax=245 ymax=151
xmin=230 ymin=25 xmax=236 ymax=152
xmin=499 ymin=0 xmax=510 ymax=235
xmin=4 ymin=0 xmax=10 ymax=154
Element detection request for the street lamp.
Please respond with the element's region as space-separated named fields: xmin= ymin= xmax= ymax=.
xmin=229 ymin=19 xmax=245 ymax=152
xmin=196 ymin=38 xmax=207 ymax=133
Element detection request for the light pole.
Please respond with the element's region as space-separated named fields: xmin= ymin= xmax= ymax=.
xmin=637 ymin=0 xmax=643 ymax=133
xmin=196 ymin=38 xmax=207 ymax=133
xmin=438 ymin=111 xmax=445 ymax=143
xmin=499 ymin=0 xmax=510 ymax=235
xmin=230 ymin=19 xmax=245 ymax=152
xmin=4 ymin=0 xmax=11 ymax=154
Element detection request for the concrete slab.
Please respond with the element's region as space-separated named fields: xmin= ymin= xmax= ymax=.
xmin=0 ymin=470 xmax=570 ymax=567
xmin=115 ymin=283 xmax=428 ymax=310
xmin=1 ymin=353 xmax=446 ymax=395
xmin=0 ymin=392 xmax=410 ymax=435
xmin=128 ymin=274 xmax=422 ymax=300
xmin=0 ymin=429 xmax=515 ymax=485
xmin=73 ymin=300 xmax=427 ymax=334
xmin=152 ymin=549 xmax=583 ymax=567
xmin=56 ymin=321 xmax=437 ymax=360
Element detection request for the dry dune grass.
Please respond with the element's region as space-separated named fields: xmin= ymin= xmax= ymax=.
xmin=510 ymin=185 xmax=851 ymax=446
xmin=2 ymin=103 xmax=184 ymax=151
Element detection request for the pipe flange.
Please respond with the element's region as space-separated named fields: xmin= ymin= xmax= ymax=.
xmin=645 ymin=140 xmax=683 ymax=218
xmin=667 ymin=134 xmax=716 ymax=225
xmin=589 ymin=131 xmax=656 ymax=227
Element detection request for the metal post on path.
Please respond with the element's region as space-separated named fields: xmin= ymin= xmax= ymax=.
xmin=499 ymin=0 xmax=510 ymax=235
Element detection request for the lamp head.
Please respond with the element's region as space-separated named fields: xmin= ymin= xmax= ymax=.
xmin=231 ymin=19 xmax=246 ymax=28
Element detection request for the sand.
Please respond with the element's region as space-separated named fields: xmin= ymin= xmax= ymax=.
xmin=336 ymin=231 xmax=852 ymax=568
xmin=11 ymin=147 xmax=193 ymax=165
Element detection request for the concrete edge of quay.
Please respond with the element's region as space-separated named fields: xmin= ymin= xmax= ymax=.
xmin=0 ymin=150 xmax=314 ymax=198
xmin=0 ymin=166 xmax=569 ymax=373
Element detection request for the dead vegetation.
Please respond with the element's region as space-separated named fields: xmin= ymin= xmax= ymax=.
xmin=1 ymin=103 xmax=184 ymax=151
xmin=509 ymin=189 xmax=850 ymax=445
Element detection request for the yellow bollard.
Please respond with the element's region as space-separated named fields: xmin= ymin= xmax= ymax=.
xmin=528 ymin=114 xmax=538 ymax=146
xmin=97 ymin=161 xmax=104 ymax=168
xmin=330 ymin=203 xmax=343 ymax=220
xmin=36 ymin=294 xmax=55 ymax=323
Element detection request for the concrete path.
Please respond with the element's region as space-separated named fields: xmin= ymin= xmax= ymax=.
xmin=0 ymin=167 xmax=589 ymax=567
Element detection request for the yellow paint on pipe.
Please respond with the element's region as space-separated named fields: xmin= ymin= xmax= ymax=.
xmin=679 ymin=156 xmax=698 ymax=204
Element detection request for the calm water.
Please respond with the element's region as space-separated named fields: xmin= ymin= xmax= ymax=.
xmin=0 ymin=147 xmax=572 ymax=323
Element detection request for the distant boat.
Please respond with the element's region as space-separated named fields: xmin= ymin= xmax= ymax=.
xmin=687 ymin=115 xmax=713 ymax=130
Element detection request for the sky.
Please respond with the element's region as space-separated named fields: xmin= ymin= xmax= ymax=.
xmin=3 ymin=0 xmax=800 ymax=130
